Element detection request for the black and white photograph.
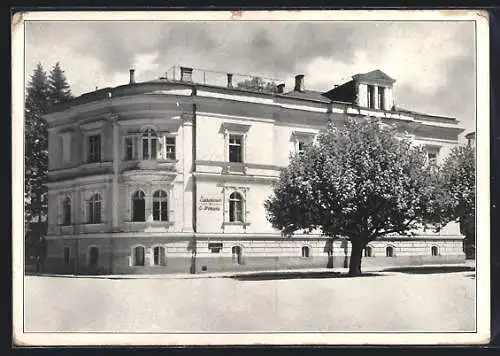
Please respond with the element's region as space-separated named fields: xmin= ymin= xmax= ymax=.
xmin=12 ymin=10 xmax=490 ymax=346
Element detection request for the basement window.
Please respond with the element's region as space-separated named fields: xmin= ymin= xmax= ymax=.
xmin=208 ymin=242 xmax=223 ymax=253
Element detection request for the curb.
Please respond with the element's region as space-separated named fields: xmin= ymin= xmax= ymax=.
xmin=25 ymin=262 xmax=476 ymax=280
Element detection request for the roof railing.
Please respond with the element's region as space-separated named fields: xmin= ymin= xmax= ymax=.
xmin=160 ymin=65 xmax=284 ymax=94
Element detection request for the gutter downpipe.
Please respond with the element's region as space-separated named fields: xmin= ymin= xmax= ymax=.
xmin=191 ymin=85 xmax=198 ymax=274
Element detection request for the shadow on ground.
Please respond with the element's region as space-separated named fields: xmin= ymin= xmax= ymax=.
xmin=381 ymin=265 xmax=475 ymax=274
xmin=230 ymin=271 xmax=382 ymax=281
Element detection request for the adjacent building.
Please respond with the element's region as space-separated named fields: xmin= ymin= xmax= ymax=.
xmin=42 ymin=66 xmax=466 ymax=275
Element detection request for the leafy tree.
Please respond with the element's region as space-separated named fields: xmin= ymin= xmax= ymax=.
xmin=48 ymin=62 xmax=73 ymax=105
xmin=265 ymin=118 xmax=447 ymax=276
xmin=236 ymin=76 xmax=277 ymax=93
xmin=440 ymin=144 xmax=475 ymax=257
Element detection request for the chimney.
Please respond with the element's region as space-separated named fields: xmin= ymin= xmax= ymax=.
xmin=294 ymin=74 xmax=305 ymax=92
xmin=227 ymin=73 xmax=233 ymax=88
xmin=180 ymin=66 xmax=193 ymax=82
xmin=129 ymin=69 xmax=135 ymax=84
xmin=277 ymin=83 xmax=285 ymax=94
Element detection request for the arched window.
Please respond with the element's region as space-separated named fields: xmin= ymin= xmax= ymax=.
xmin=153 ymin=246 xmax=166 ymax=266
xmin=62 ymin=197 xmax=71 ymax=225
xmin=63 ymin=246 xmax=70 ymax=266
xmin=302 ymin=246 xmax=310 ymax=258
xmin=133 ymin=246 xmax=145 ymax=266
xmin=386 ymin=246 xmax=394 ymax=257
xmin=87 ymin=194 xmax=102 ymax=224
xmin=153 ymin=190 xmax=169 ymax=221
xmin=229 ymin=192 xmax=243 ymax=222
xmin=142 ymin=128 xmax=158 ymax=160
xmin=132 ymin=190 xmax=146 ymax=222
xmin=364 ymin=246 xmax=373 ymax=257
xmin=88 ymin=246 xmax=99 ymax=267
xmin=232 ymin=246 xmax=243 ymax=265
xmin=431 ymin=246 xmax=439 ymax=256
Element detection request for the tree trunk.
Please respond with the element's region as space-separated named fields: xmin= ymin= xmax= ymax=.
xmin=348 ymin=239 xmax=366 ymax=276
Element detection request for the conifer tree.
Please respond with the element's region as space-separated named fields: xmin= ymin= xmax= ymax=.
xmin=25 ymin=63 xmax=50 ymax=226
xmin=48 ymin=62 xmax=73 ymax=105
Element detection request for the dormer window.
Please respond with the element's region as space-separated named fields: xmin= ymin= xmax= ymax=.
xmin=367 ymin=85 xmax=376 ymax=109
xmin=378 ymin=87 xmax=385 ymax=110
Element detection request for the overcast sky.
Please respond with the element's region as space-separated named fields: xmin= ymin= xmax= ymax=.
xmin=25 ymin=20 xmax=476 ymax=139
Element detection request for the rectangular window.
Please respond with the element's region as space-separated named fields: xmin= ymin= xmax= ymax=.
xmin=427 ymin=152 xmax=438 ymax=165
xmin=297 ymin=140 xmax=306 ymax=155
xmin=124 ymin=137 xmax=135 ymax=161
xmin=165 ymin=137 xmax=176 ymax=160
xmin=229 ymin=135 xmax=243 ymax=163
xmin=367 ymin=85 xmax=375 ymax=109
xmin=88 ymin=202 xmax=102 ymax=224
xmin=87 ymin=134 xmax=101 ymax=163
xmin=153 ymin=201 xmax=169 ymax=221
xmin=378 ymin=87 xmax=385 ymax=109
xmin=208 ymin=242 xmax=223 ymax=253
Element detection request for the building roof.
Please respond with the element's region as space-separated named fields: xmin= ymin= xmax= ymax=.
xmin=352 ymin=69 xmax=396 ymax=84
xmin=282 ymin=89 xmax=331 ymax=103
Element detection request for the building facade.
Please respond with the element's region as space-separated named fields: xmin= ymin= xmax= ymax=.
xmin=43 ymin=67 xmax=466 ymax=275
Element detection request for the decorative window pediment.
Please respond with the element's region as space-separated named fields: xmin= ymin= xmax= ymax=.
xmin=221 ymin=122 xmax=251 ymax=134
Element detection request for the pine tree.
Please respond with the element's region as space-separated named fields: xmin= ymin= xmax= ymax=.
xmin=25 ymin=63 xmax=50 ymax=262
xmin=48 ymin=62 xmax=73 ymax=105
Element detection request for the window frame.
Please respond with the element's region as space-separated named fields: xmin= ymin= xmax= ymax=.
xmin=132 ymin=245 xmax=146 ymax=266
xmin=86 ymin=133 xmax=102 ymax=163
xmin=164 ymin=136 xmax=176 ymax=161
xmin=232 ymin=245 xmax=243 ymax=265
xmin=431 ymin=246 xmax=439 ymax=256
xmin=87 ymin=193 xmax=102 ymax=224
xmin=301 ymin=246 xmax=311 ymax=258
xmin=61 ymin=196 xmax=72 ymax=226
xmin=153 ymin=245 xmax=166 ymax=266
xmin=364 ymin=246 xmax=373 ymax=258
xmin=228 ymin=192 xmax=244 ymax=223
xmin=152 ymin=190 xmax=169 ymax=222
xmin=141 ymin=128 xmax=158 ymax=160
xmin=228 ymin=134 xmax=244 ymax=163
xmin=377 ymin=86 xmax=385 ymax=110
xmin=131 ymin=190 xmax=146 ymax=222
xmin=123 ymin=135 xmax=138 ymax=161
xmin=367 ymin=84 xmax=376 ymax=109
xmin=385 ymin=246 xmax=394 ymax=258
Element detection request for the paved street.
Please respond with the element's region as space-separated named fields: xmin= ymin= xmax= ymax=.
xmin=23 ymin=267 xmax=476 ymax=333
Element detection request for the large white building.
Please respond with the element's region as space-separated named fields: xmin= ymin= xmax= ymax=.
xmin=43 ymin=66 xmax=466 ymax=275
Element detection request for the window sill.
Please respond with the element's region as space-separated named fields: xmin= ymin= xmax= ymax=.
xmin=223 ymin=162 xmax=247 ymax=174
xmin=223 ymin=221 xmax=250 ymax=227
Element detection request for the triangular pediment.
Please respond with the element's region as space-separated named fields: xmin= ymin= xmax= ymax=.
xmin=352 ymin=69 xmax=396 ymax=84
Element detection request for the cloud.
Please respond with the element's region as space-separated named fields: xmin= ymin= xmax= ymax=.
xmin=24 ymin=20 xmax=476 ymax=136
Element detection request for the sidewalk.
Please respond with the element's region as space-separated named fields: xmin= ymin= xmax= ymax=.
xmin=27 ymin=260 xmax=476 ymax=280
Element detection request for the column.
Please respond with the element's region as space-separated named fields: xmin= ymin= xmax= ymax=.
xmin=182 ymin=114 xmax=194 ymax=232
xmin=373 ymin=85 xmax=379 ymax=109
xmin=110 ymin=114 xmax=120 ymax=231
xmin=384 ymin=87 xmax=393 ymax=110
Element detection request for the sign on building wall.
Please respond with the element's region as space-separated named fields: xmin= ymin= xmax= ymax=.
xmin=199 ymin=194 xmax=223 ymax=212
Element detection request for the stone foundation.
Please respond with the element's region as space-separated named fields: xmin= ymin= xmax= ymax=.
xmin=43 ymin=234 xmax=466 ymax=275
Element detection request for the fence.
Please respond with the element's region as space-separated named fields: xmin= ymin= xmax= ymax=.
xmin=161 ymin=65 xmax=284 ymax=94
